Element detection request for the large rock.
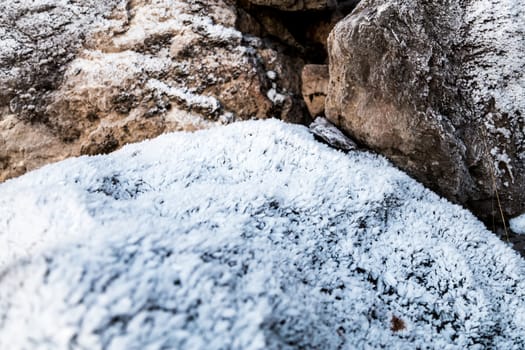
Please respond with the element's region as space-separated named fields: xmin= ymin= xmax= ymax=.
xmin=326 ymin=0 xmax=525 ymax=222
xmin=0 ymin=0 xmax=308 ymax=182
xmin=2 ymin=120 xmax=525 ymax=349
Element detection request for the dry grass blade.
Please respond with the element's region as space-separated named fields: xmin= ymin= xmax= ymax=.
xmin=480 ymin=127 xmax=510 ymax=242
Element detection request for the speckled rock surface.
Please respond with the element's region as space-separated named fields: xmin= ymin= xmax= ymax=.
xmin=2 ymin=120 xmax=525 ymax=349
xmin=0 ymin=0 xmax=308 ymax=182
xmin=325 ymin=0 xmax=525 ymax=222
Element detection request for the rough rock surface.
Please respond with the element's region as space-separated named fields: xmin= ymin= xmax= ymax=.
xmin=0 ymin=0 xmax=121 ymax=111
xmin=302 ymin=64 xmax=329 ymax=117
xmin=511 ymin=215 xmax=525 ymax=235
xmin=325 ymin=0 xmax=525 ymax=222
xmin=0 ymin=0 xmax=308 ymax=182
xmin=1 ymin=120 xmax=525 ymax=349
xmin=309 ymin=116 xmax=356 ymax=151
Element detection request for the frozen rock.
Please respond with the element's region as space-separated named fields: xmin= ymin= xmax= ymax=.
xmin=0 ymin=0 xmax=308 ymax=182
xmin=1 ymin=120 xmax=524 ymax=349
xmin=302 ymin=64 xmax=329 ymax=118
xmin=325 ymin=0 xmax=525 ymax=222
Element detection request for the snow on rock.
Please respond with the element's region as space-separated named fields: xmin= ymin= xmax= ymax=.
xmin=511 ymin=215 xmax=525 ymax=235
xmin=0 ymin=0 xmax=123 ymax=107
xmin=325 ymin=0 xmax=525 ymax=223
xmin=465 ymin=0 xmax=525 ymax=119
xmin=1 ymin=120 xmax=525 ymax=349
xmin=0 ymin=0 xmax=308 ymax=182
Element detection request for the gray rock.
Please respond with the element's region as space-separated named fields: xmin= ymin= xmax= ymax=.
xmin=325 ymin=0 xmax=525 ymax=222
xmin=309 ymin=117 xmax=357 ymax=151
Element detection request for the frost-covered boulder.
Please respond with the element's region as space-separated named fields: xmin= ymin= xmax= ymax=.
xmin=0 ymin=0 xmax=307 ymax=182
xmin=325 ymin=0 xmax=525 ymax=222
xmin=1 ymin=120 xmax=525 ymax=349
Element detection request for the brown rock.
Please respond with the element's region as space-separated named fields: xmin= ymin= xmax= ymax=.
xmin=325 ymin=0 xmax=525 ymax=222
xmin=0 ymin=0 xmax=309 ymax=182
xmin=309 ymin=117 xmax=357 ymax=151
xmin=0 ymin=115 xmax=72 ymax=182
xmin=302 ymin=64 xmax=329 ymax=117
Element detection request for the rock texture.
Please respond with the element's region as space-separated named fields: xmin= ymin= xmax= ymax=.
xmin=0 ymin=0 xmax=309 ymax=182
xmin=326 ymin=0 xmax=525 ymax=222
xmin=2 ymin=120 xmax=525 ymax=349
xmin=309 ymin=117 xmax=357 ymax=151
xmin=0 ymin=0 xmax=121 ymax=114
xmin=302 ymin=64 xmax=329 ymax=117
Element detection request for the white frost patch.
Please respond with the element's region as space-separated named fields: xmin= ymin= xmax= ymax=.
xmin=465 ymin=0 xmax=525 ymax=117
xmin=0 ymin=37 xmax=21 ymax=60
xmin=111 ymin=4 xmax=242 ymax=50
xmin=188 ymin=15 xmax=242 ymax=42
xmin=147 ymin=79 xmax=221 ymax=114
xmin=266 ymin=70 xmax=277 ymax=80
xmin=111 ymin=4 xmax=186 ymax=49
xmin=1 ymin=120 xmax=525 ymax=349
xmin=267 ymin=87 xmax=286 ymax=105
xmin=66 ymin=51 xmax=171 ymax=87
xmin=490 ymin=147 xmax=515 ymax=183
xmin=163 ymin=108 xmax=219 ymax=130
xmin=510 ymin=215 xmax=525 ymax=235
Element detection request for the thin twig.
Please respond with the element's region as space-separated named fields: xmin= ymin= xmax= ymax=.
xmin=480 ymin=127 xmax=510 ymax=242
